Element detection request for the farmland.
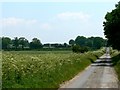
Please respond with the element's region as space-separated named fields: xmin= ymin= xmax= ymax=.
xmin=2 ymin=50 xmax=104 ymax=88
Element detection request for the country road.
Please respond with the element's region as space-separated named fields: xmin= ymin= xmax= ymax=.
xmin=59 ymin=48 xmax=119 ymax=88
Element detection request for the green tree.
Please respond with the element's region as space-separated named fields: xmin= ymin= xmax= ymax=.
xmin=86 ymin=37 xmax=94 ymax=48
xmin=12 ymin=37 xmax=19 ymax=49
xmin=2 ymin=37 xmax=11 ymax=50
xmin=103 ymin=1 xmax=120 ymax=50
xmin=69 ymin=39 xmax=75 ymax=46
xmin=71 ymin=36 xmax=106 ymax=50
xmin=75 ymin=36 xmax=86 ymax=46
xmin=93 ymin=37 xmax=105 ymax=49
xmin=63 ymin=43 xmax=68 ymax=48
xmin=30 ymin=38 xmax=42 ymax=49
xmin=19 ymin=37 xmax=29 ymax=49
xmin=0 ymin=37 xmax=1 ymax=50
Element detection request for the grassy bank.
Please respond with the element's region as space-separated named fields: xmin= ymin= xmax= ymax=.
xmin=2 ymin=50 xmax=104 ymax=88
xmin=111 ymin=50 xmax=120 ymax=81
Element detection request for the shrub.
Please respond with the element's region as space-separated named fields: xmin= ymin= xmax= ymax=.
xmin=72 ymin=45 xmax=88 ymax=53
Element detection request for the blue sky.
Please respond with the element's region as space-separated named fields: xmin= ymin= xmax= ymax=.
xmin=1 ymin=0 xmax=119 ymax=43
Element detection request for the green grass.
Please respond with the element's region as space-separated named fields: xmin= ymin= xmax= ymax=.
xmin=0 ymin=51 xmax=2 ymax=89
xmin=111 ymin=50 xmax=120 ymax=81
xmin=2 ymin=50 xmax=104 ymax=88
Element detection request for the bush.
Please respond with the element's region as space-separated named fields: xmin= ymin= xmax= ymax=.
xmin=72 ymin=45 xmax=88 ymax=53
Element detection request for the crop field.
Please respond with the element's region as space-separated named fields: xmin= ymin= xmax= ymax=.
xmin=2 ymin=50 xmax=104 ymax=88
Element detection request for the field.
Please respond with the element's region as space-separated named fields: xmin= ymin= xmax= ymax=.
xmin=2 ymin=50 xmax=104 ymax=88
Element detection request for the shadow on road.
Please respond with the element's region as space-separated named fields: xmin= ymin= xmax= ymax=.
xmin=91 ymin=57 xmax=113 ymax=67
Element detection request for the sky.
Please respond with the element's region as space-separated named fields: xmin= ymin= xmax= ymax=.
xmin=0 ymin=0 xmax=119 ymax=43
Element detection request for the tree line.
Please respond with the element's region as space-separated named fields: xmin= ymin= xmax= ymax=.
xmin=0 ymin=37 xmax=70 ymax=50
xmin=1 ymin=37 xmax=42 ymax=50
xmin=0 ymin=36 xmax=106 ymax=51
xmin=69 ymin=36 xmax=106 ymax=53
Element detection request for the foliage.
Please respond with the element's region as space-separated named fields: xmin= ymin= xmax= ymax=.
xmin=18 ymin=37 xmax=29 ymax=49
xmin=69 ymin=36 xmax=106 ymax=50
xmin=69 ymin=39 xmax=75 ymax=46
xmin=12 ymin=37 xmax=19 ymax=50
xmin=111 ymin=50 xmax=120 ymax=81
xmin=92 ymin=37 xmax=106 ymax=49
xmin=2 ymin=50 xmax=103 ymax=88
xmin=2 ymin=37 xmax=11 ymax=49
xmin=1 ymin=37 xmax=43 ymax=50
xmin=103 ymin=1 xmax=120 ymax=50
xmin=29 ymin=38 xmax=42 ymax=49
xmin=72 ymin=45 xmax=88 ymax=53
xmin=72 ymin=45 xmax=80 ymax=53
xmin=1 ymin=36 xmax=106 ymax=51
xmin=1 ymin=37 xmax=70 ymax=51
xmin=75 ymin=36 xmax=86 ymax=46
xmin=0 ymin=37 xmax=1 ymax=50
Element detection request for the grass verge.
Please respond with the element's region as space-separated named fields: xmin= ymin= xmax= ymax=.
xmin=111 ymin=50 xmax=120 ymax=82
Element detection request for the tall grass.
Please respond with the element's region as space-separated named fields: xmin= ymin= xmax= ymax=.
xmin=0 ymin=51 xmax=2 ymax=89
xmin=111 ymin=50 xmax=120 ymax=81
xmin=2 ymin=50 xmax=103 ymax=88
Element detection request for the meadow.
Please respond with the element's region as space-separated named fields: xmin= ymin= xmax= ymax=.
xmin=2 ymin=50 xmax=104 ymax=88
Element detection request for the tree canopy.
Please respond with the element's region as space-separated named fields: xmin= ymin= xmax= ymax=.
xmin=2 ymin=37 xmax=11 ymax=49
xmin=69 ymin=36 xmax=106 ymax=50
xmin=69 ymin=39 xmax=75 ymax=46
xmin=103 ymin=1 xmax=120 ymax=50
xmin=30 ymin=38 xmax=42 ymax=49
xmin=19 ymin=37 xmax=29 ymax=49
xmin=75 ymin=36 xmax=86 ymax=47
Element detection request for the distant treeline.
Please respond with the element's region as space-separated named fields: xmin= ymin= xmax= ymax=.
xmin=0 ymin=36 xmax=106 ymax=51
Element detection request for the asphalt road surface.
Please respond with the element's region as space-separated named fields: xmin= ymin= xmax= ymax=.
xmin=60 ymin=47 xmax=119 ymax=88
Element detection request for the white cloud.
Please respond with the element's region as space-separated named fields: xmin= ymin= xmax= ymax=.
xmin=1 ymin=17 xmax=38 ymax=26
xmin=57 ymin=12 xmax=90 ymax=22
xmin=0 ymin=17 xmax=52 ymax=31
xmin=40 ymin=23 xmax=52 ymax=30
